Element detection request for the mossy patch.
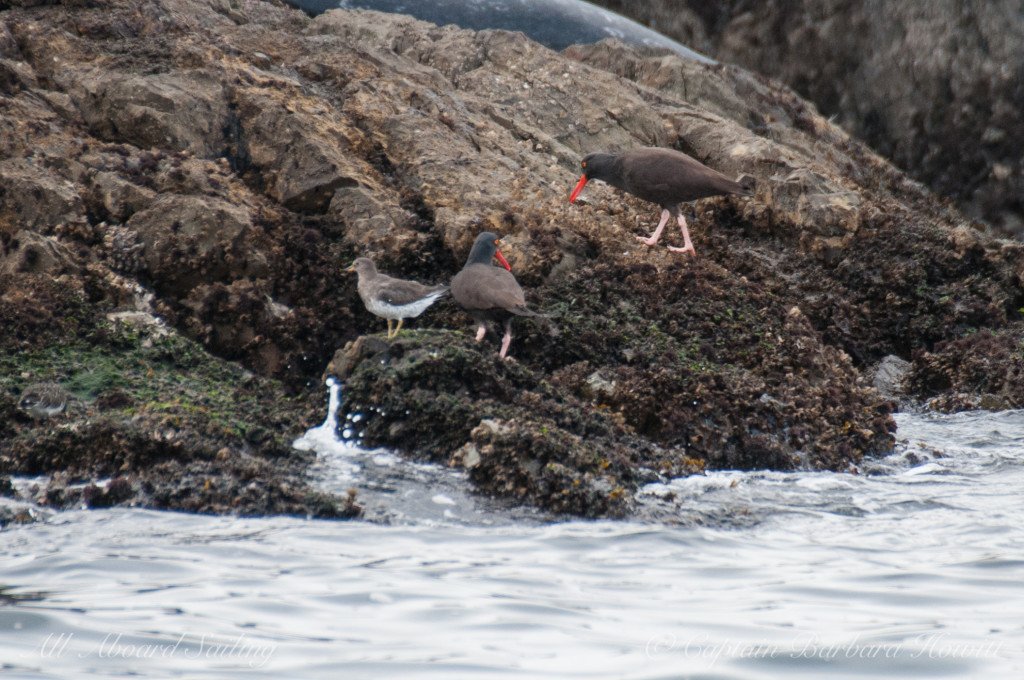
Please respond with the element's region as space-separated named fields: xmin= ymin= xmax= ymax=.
xmin=0 ymin=317 xmax=360 ymax=519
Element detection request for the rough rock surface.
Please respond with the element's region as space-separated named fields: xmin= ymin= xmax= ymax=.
xmin=592 ymin=0 xmax=1024 ymax=238
xmin=1 ymin=0 xmax=1022 ymax=519
xmin=907 ymin=330 xmax=1024 ymax=413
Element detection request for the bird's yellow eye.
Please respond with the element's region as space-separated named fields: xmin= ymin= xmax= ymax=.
xmin=582 ymin=161 xmax=587 ymax=168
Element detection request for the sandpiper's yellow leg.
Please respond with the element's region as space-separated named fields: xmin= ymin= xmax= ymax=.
xmin=386 ymin=319 xmax=394 ymax=338
xmin=393 ymin=318 xmax=404 ymax=337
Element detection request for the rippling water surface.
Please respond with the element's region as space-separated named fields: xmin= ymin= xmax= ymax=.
xmin=3 ymin=399 xmax=1024 ymax=679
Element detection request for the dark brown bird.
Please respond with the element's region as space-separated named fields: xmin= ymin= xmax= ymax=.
xmin=569 ymin=147 xmax=754 ymax=256
xmin=450 ymin=232 xmax=539 ymax=359
xmin=347 ymin=257 xmax=448 ymax=339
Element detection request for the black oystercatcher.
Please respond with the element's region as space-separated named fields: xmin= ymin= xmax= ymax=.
xmin=347 ymin=257 xmax=449 ymax=339
xmin=451 ymin=232 xmax=539 ymax=359
xmin=569 ymin=147 xmax=754 ymax=256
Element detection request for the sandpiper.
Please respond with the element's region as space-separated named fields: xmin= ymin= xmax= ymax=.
xmin=18 ymin=382 xmax=69 ymax=422
xmin=347 ymin=258 xmax=449 ymax=339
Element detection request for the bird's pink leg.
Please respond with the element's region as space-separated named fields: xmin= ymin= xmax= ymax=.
xmin=475 ymin=324 xmax=487 ymax=341
xmin=499 ymin=331 xmax=512 ymax=359
xmin=666 ymin=213 xmax=696 ymax=256
xmin=636 ymin=209 xmax=671 ymax=247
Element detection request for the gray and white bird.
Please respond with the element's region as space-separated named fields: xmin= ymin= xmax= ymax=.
xmin=346 ymin=257 xmax=449 ymax=339
xmin=18 ymin=382 xmax=69 ymax=421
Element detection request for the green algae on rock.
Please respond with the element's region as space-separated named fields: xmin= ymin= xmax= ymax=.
xmin=1 ymin=310 xmax=361 ymax=519
xmin=326 ymin=331 xmax=685 ymax=518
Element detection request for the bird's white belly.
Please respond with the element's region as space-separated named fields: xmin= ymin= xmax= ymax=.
xmin=366 ymin=294 xmax=441 ymax=319
xmin=33 ymin=404 xmax=65 ymax=417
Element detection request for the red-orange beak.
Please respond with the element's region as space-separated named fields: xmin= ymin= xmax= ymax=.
xmin=493 ymin=248 xmax=512 ymax=271
xmin=569 ymin=174 xmax=588 ymax=202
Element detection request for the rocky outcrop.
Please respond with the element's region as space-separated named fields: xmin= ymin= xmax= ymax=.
xmin=907 ymin=330 xmax=1024 ymax=412
xmin=63 ymin=69 xmax=231 ymax=158
xmin=1 ymin=0 xmax=1021 ymax=519
xmin=592 ymin=0 xmax=1024 ymax=238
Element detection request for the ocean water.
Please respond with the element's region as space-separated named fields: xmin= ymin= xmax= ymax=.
xmin=2 ymin=384 xmax=1023 ymax=679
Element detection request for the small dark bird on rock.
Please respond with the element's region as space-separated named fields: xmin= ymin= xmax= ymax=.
xmin=18 ymin=382 xmax=69 ymax=422
xmin=570 ymin=147 xmax=754 ymax=256
xmin=347 ymin=257 xmax=449 ymax=339
xmin=451 ymin=232 xmax=541 ymax=359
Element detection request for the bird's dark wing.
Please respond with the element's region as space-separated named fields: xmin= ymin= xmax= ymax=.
xmin=623 ymin=148 xmax=742 ymax=204
xmin=377 ymin=277 xmax=447 ymax=306
xmin=452 ymin=265 xmax=529 ymax=312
